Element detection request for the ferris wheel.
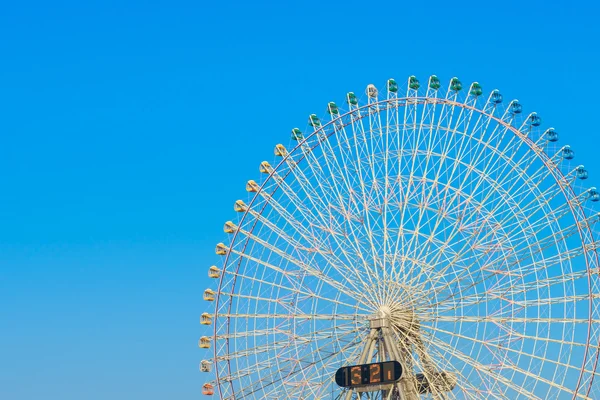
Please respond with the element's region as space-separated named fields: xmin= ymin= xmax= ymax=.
xmin=199 ymin=75 xmax=600 ymax=399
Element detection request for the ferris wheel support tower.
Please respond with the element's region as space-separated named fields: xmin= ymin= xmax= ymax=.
xmin=342 ymin=308 xmax=456 ymax=400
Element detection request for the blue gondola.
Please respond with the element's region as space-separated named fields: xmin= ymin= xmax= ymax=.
xmin=561 ymin=146 xmax=575 ymax=160
xmin=528 ymin=112 xmax=542 ymax=127
xmin=589 ymin=188 xmax=600 ymax=202
xmin=545 ymin=128 xmax=559 ymax=142
xmin=490 ymin=90 xmax=503 ymax=104
xmin=576 ymin=166 xmax=589 ymax=180
xmin=509 ymin=100 xmax=523 ymax=114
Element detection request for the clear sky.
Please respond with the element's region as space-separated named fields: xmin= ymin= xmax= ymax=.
xmin=1 ymin=1 xmax=599 ymax=399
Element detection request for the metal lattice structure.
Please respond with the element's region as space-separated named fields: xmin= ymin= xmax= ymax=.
xmin=200 ymin=75 xmax=600 ymax=399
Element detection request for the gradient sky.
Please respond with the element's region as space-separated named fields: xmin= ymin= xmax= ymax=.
xmin=1 ymin=1 xmax=599 ymax=399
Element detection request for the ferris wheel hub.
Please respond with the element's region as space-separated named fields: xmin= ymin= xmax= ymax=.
xmin=379 ymin=305 xmax=392 ymax=319
xmin=370 ymin=304 xmax=420 ymax=335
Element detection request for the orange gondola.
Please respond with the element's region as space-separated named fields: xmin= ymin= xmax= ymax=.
xmin=202 ymin=383 xmax=214 ymax=395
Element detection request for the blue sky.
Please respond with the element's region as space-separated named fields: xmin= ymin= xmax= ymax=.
xmin=1 ymin=1 xmax=599 ymax=399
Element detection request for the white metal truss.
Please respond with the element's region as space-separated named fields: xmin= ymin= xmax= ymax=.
xmin=200 ymin=76 xmax=600 ymax=399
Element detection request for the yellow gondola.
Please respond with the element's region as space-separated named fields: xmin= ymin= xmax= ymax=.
xmin=199 ymin=336 xmax=211 ymax=349
xmin=215 ymin=243 xmax=227 ymax=255
xmin=200 ymin=313 xmax=212 ymax=326
xmin=224 ymin=221 xmax=236 ymax=233
xmin=208 ymin=266 xmax=220 ymax=279
xmin=246 ymin=180 xmax=259 ymax=192
xmin=204 ymin=289 xmax=216 ymax=302
xmin=274 ymin=144 xmax=287 ymax=157
xmin=234 ymin=200 xmax=247 ymax=212
xmin=259 ymin=161 xmax=272 ymax=174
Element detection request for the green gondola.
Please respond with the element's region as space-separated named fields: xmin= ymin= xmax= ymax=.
xmin=428 ymin=75 xmax=441 ymax=90
xmin=409 ymin=75 xmax=420 ymax=90
xmin=469 ymin=82 xmax=483 ymax=97
xmin=291 ymin=128 xmax=303 ymax=140
xmin=347 ymin=92 xmax=358 ymax=105
xmin=387 ymin=78 xmax=398 ymax=93
xmin=309 ymin=114 xmax=321 ymax=127
xmin=450 ymin=77 xmax=462 ymax=92
xmin=328 ymin=102 xmax=339 ymax=115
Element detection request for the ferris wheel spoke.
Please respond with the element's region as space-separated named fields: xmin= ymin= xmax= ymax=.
xmin=230 ymin=325 xmax=363 ymax=399
xmin=394 ymin=81 xmax=425 ymax=264
xmin=389 ymin=100 xmax=442 ymax=284
xmin=517 ymin=188 xmax=594 ymax=233
xmin=396 ymin=94 xmax=496 ymax=286
xmin=243 ymin=195 xmax=378 ymax=305
xmin=215 ymin=324 xmax=363 ymax=399
xmin=219 ymin=270 xmax=371 ymax=312
xmin=382 ymin=148 xmax=556 ymax=304
xmin=243 ymin=206 xmax=332 ymax=257
xmin=412 ymin=169 xmax=521 ymax=266
xmin=490 ymin=180 xmax=593 ymax=242
xmin=425 ymin=336 xmax=545 ymax=399
xmin=271 ymin=140 xmax=355 ymax=230
xmin=402 ymin=118 xmax=543 ymax=249
xmin=419 ymin=196 xmax=594 ymax=298
xmin=396 ymin=100 xmax=476 ymax=279
xmin=415 ymin=336 xmax=505 ymax=399
xmin=229 ymin=226 xmax=373 ymax=303
xmin=264 ymin=163 xmax=357 ymax=243
xmin=426 ymin=324 xmax=595 ymax=378
xmin=215 ymin=340 xmax=289 ymax=362
xmin=309 ymin=123 xmax=389 ymax=293
xmin=435 ymin=265 xmax=595 ymax=313
xmin=400 ymin=129 xmax=530 ymax=286
xmin=218 ymin=312 xmax=362 ymax=321
xmin=215 ymin=323 xmax=362 ymax=364
xmin=217 ymin=288 xmax=368 ymax=314
xmin=508 ymin=331 xmax=600 ymax=351
xmin=381 ymin=93 xmax=432 ymax=285
xmin=406 ymin=117 xmax=510 ymax=256
xmin=330 ymin=116 xmax=387 ymax=286
xmin=282 ymin=329 xmax=367 ymax=399
xmin=434 ymin=289 xmax=589 ymax=316
xmin=432 ymin=215 xmax=600 ymax=302
xmin=215 ymin=321 xmax=360 ymax=344
xmin=227 ymin=226 xmax=377 ymax=308
xmin=405 ymin=206 xmax=509 ymax=292
xmin=272 ymin=143 xmax=385 ymax=302
xmin=430 ymin=315 xmax=600 ymax=325
xmin=377 ymin=84 xmax=402 ymax=277
xmin=352 ymin=95 xmax=391 ymax=281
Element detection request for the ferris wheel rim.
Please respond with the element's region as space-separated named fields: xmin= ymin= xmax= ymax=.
xmin=207 ymin=84 xmax=600 ymax=399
